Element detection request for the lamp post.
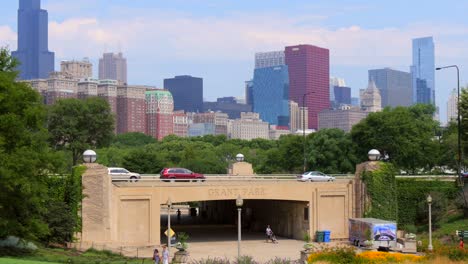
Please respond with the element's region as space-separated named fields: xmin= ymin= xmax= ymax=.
xmin=436 ymin=66 xmax=462 ymax=184
xmin=83 ymin=149 xmax=97 ymax=163
xmin=427 ymin=194 xmax=433 ymax=251
xmin=235 ymin=195 xmax=243 ymax=260
xmin=167 ymin=198 xmax=172 ymax=255
xmin=302 ymin=91 xmax=314 ymax=173
xmin=368 ymin=149 xmax=381 ymax=161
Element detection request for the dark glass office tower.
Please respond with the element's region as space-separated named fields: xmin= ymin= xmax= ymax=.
xmin=164 ymin=75 xmax=203 ymax=113
xmin=12 ymin=0 xmax=55 ymax=80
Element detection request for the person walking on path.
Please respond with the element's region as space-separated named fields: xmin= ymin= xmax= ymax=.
xmin=460 ymin=238 xmax=464 ymax=249
xmin=152 ymin=248 xmax=160 ymax=264
xmin=162 ymin=245 xmax=169 ymax=264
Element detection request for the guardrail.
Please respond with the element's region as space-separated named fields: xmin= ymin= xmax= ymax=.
xmin=111 ymin=174 xmax=457 ymax=185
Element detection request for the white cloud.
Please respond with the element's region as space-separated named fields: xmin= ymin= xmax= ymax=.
xmin=42 ymin=10 xmax=468 ymax=67
xmin=0 ymin=25 xmax=17 ymax=50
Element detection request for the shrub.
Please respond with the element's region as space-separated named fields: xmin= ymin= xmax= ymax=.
xmin=265 ymin=257 xmax=292 ymax=264
xmin=191 ymin=258 xmax=231 ymax=264
xmin=236 ymin=255 xmax=257 ymax=264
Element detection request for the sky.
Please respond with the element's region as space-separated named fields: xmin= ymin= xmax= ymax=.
xmin=1 ymin=0 xmax=467 ymax=124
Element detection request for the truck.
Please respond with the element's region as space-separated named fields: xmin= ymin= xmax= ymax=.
xmin=349 ymin=218 xmax=397 ymax=249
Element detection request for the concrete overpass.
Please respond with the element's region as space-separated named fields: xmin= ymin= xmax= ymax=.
xmin=81 ymin=163 xmax=355 ymax=247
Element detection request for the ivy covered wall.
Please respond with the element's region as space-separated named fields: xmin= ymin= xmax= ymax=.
xmin=362 ymin=162 xmax=398 ymax=221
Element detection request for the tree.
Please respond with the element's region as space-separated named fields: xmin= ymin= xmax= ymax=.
xmin=460 ymin=88 xmax=468 ymax=166
xmin=307 ymin=129 xmax=358 ymax=174
xmin=351 ymin=104 xmax=439 ymax=173
xmin=48 ymin=97 xmax=114 ymax=165
xmin=0 ymin=47 xmax=52 ymax=240
xmin=112 ymin=132 xmax=156 ymax=147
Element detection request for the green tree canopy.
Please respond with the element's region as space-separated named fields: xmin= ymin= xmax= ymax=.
xmin=351 ymin=104 xmax=439 ymax=173
xmin=307 ymin=129 xmax=358 ymax=174
xmin=0 ymin=47 xmax=52 ymax=240
xmin=48 ymin=97 xmax=115 ymax=165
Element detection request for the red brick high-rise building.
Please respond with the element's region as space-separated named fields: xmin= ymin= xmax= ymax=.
xmin=285 ymin=44 xmax=329 ymax=129
xmin=117 ymin=85 xmax=147 ymax=134
xmin=145 ymin=89 xmax=174 ymax=140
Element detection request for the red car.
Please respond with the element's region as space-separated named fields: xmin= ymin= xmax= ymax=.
xmin=160 ymin=168 xmax=205 ymax=182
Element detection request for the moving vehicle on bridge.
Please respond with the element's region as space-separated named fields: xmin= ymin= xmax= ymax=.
xmin=297 ymin=171 xmax=335 ymax=182
xmin=160 ymin=168 xmax=205 ymax=182
xmin=108 ymin=167 xmax=141 ymax=182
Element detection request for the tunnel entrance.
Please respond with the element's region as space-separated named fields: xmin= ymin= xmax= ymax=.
xmin=160 ymin=199 xmax=310 ymax=243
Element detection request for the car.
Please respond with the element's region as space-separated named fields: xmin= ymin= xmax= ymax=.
xmin=160 ymin=168 xmax=205 ymax=182
xmin=297 ymin=171 xmax=335 ymax=182
xmin=462 ymin=172 xmax=468 ymax=178
xmin=108 ymin=167 xmax=141 ymax=182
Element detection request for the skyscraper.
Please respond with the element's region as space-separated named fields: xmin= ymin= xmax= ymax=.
xmin=99 ymin=52 xmax=127 ymax=84
xmin=285 ymin=44 xmax=330 ymax=129
xmin=360 ymin=80 xmax=382 ymax=113
xmin=252 ymin=65 xmax=290 ymax=126
xmin=12 ymin=0 xmax=55 ymax=80
xmin=164 ymin=75 xmax=203 ymax=113
xmin=411 ymin=37 xmax=435 ymax=104
xmin=254 ymin=51 xmax=285 ymax=69
xmin=447 ymin=89 xmax=458 ymax=123
xmin=368 ymin=68 xmax=412 ymax=107
xmin=145 ymin=89 xmax=174 ymax=140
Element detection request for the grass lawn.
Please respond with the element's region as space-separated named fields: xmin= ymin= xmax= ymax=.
xmin=0 ymin=258 xmax=59 ymax=264
xmin=0 ymin=248 xmax=146 ymax=264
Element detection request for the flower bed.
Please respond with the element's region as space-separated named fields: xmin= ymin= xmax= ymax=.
xmin=307 ymin=246 xmax=426 ymax=263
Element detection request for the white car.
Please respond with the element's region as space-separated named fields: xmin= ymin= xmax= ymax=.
xmin=297 ymin=171 xmax=335 ymax=182
xmin=108 ymin=167 xmax=141 ymax=182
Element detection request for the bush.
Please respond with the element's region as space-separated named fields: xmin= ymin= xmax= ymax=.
xmin=236 ymin=256 xmax=257 ymax=264
xmin=265 ymin=257 xmax=292 ymax=264
xmin=191 ymin=257 xmax=231 ymax=264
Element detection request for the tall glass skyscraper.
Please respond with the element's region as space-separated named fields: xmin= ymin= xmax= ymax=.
xmin=411 ymin=37 xmax=435 ymax=104
xmin=12 ymin=0 xmax=55 ymax=80
xmin=252 ymin=65 xmax=290 ymax=126
xmin=164 ymin=75 xmax=203 ymax=113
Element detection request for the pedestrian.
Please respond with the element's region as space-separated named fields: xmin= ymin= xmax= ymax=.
xmin=162 ymin=245 xmax=169 ymax=264
xmin=460 ymin=238 xmax=464 ymax=249
xmin=152 ymin=248 xmax=160 ymax=264
xmin=266 ymin=225 xmax=272 ymax=241
xmin=177 ymin=209 xmax=181 ymax=223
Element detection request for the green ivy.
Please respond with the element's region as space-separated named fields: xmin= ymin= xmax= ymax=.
xmin=396 ymin=179 xmax=458 ymax=226
xmin=362 ymin=162 xmax=398 ymax=221
xmin=64 ymin=165 xmax=86 ymax=233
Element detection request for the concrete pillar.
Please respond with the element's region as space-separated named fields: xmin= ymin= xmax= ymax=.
xmin=354 ymin=161 xmax=381 ymax=218
xmin=81 ymin=163 xmax=112 ymax=243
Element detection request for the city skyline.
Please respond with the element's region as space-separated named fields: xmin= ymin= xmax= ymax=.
xmin=1 ymin=1 xmax=468 ymax=124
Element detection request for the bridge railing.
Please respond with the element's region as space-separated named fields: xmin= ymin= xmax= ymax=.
xmin=111 ymin=174 xmax=457 ymax=187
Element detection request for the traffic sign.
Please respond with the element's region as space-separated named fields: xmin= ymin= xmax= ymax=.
xmin=165 ymin=228 xmax=175 ymax=238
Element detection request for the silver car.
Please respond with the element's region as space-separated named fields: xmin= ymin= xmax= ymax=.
xmin=108 ymin=167 xmax=141 ymax=182
xmin=297 ymin=171 xmax=335 ymax=182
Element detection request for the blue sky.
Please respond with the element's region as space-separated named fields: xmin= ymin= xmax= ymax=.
xmin=1 ymin=0 xmax=467 ymax=124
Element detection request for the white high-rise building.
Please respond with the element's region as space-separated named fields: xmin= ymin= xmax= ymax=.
xmin=254 ymin=51 xmax=285 ymax=69
xmin=447 ymin=89 xmax=458 ymax=123
xmin=230 ymin=112 xmax=269 ymax=140
xmin=360 ymin=80 xmax=382 ymax=113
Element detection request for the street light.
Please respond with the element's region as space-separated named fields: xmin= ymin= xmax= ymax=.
xmin=235 ymin=195 xmax=243 ymax=260
xmin=427 ymin=194 xmax=433 ymax=252
xmin=436 ymin=66 xmax=462 ymax=184
xmin=167 ymin=197 xmax=172 ymax=255
xmin=368 ymin=149 xmax=381 ymax=161
xmin=302 ymin=91 xmax=314 ymax=173
xmin=83 ymin=149 xmax=97 ymax=163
